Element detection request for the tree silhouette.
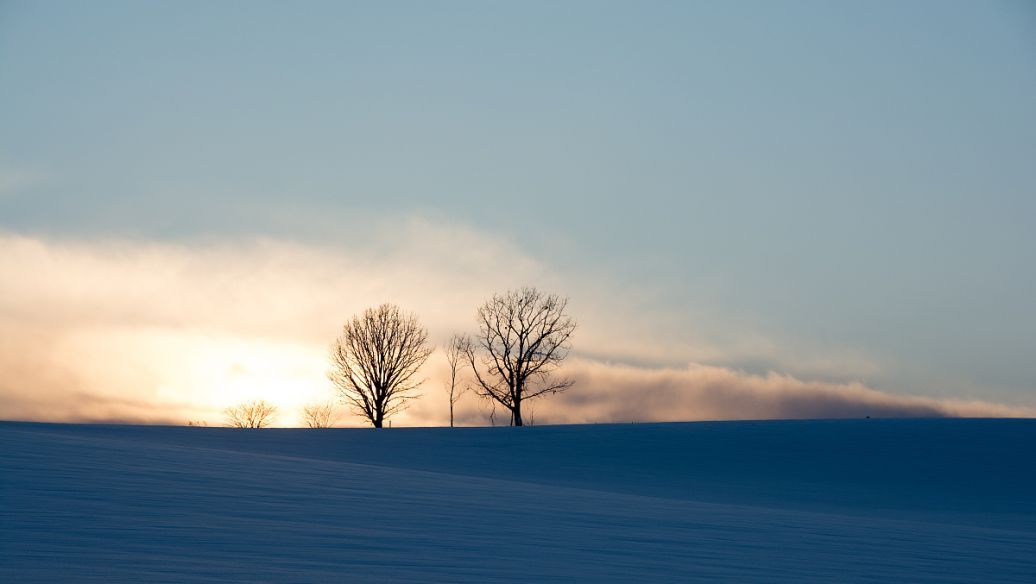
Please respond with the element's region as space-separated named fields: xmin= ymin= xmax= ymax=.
xmin=464 ymin=287 xmax=576 ymax=426
xmin=329 ymin=304 xmax=432 ymax=428
xmin=443 ymin=334 xmax=468 ymax=427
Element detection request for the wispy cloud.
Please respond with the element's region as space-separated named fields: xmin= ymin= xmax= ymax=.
xmin=1 ymin=223 xmax=1029 ymax=426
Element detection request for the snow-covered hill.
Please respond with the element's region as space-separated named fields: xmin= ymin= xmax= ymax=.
xmin=2 ymin=419 xmax=1034 ymax=582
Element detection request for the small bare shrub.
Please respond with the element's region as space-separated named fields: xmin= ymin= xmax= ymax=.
xmin=302 ymin=401 xmax=337 ymax=428
xmin=224 ymin=400 xmax=278 ymax=428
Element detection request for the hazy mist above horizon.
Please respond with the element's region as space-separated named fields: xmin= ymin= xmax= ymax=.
xmin=1 ymin=0 xmax=1034 ymax=425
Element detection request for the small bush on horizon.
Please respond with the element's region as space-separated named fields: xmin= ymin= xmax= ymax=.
xmin=302 ymin=401 xmax=338 ymax=428
xmin=224 ymin=400 xmax=278 ymax=428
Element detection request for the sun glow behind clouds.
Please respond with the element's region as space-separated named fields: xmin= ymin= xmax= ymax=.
xmin=152 ymin=334 xmax=331 ymax=426
xmin=0 ymin=223 xmax=552 ymax=426
xmin=29 ymin=325 xmax=335 ymax=426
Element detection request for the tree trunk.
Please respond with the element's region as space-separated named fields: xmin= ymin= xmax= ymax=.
xmin=449 ymin=401 xmax=454 ymax=428
xmin=512 ymin=403 xmax=523 ymax=427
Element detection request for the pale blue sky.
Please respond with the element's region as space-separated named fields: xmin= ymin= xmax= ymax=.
xmin=2 ymin=0 xmax=1034 ymax=407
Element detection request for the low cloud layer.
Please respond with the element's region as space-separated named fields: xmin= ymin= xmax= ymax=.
xmin=1 ymin=227 xmax=1030 ymax=426
xmin=546 ymin=360 xmax=1027 ymax=423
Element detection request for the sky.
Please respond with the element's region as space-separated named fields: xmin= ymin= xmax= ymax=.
xmin=1 ymin=0 xmax=1034 ymax=426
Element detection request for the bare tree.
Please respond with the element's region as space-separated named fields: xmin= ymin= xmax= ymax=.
xmin=224 ymin=400 xmax=278 ymax=428
xmin=329 ymin=304 xmax=433 ymax=428
xmin=302 ymin=401 xmax=337 ymax=428
xmin=464 ymin=287 xmax=576 ymax=427
xmin=443 ymin=334 xmax=468 ymax=427
xmin=487 ymin=400 xmax=498 ymax=426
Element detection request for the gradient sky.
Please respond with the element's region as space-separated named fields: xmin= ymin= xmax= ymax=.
xmin=1 ymin=0 xmax=1034 ymax=424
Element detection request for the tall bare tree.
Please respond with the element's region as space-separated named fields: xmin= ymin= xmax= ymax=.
xmin=329 ymin=304 xmax=433 ymax=428
xmin=224 ymin=400 xmax=278 ymax=428
xmin=302 ymin=401 xmax=337 ymax=428
xmin=443 ymin=334 xmax=467 ymax=427
xmin=464 ymin=287 xmax=576 ymax=426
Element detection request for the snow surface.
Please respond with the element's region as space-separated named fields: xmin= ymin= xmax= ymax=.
xmin=2 ymin=419 xmax=1034 ymax=582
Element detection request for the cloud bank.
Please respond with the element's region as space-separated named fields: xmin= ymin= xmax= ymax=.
xmin=0 ymin=225 xmax=1029 ymax=426
xmin=537 ymin=360 xmax=1026 ymax=424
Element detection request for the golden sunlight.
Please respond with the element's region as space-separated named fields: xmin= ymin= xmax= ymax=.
xmin=143 ymin=333 xmax=332 ymax=427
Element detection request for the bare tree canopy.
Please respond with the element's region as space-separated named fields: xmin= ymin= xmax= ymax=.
xmin=329 ymin=304 xmax=433 ymax=428
xmin=302 ymin=401 xmax=337 ymax=428
xmin=443 ymin=334 xmax=467 ymax=427
xmin=224 ymin=400 xmax=277 ymax=428
xmin=465 ymin=287 xmax=576 ymax=426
